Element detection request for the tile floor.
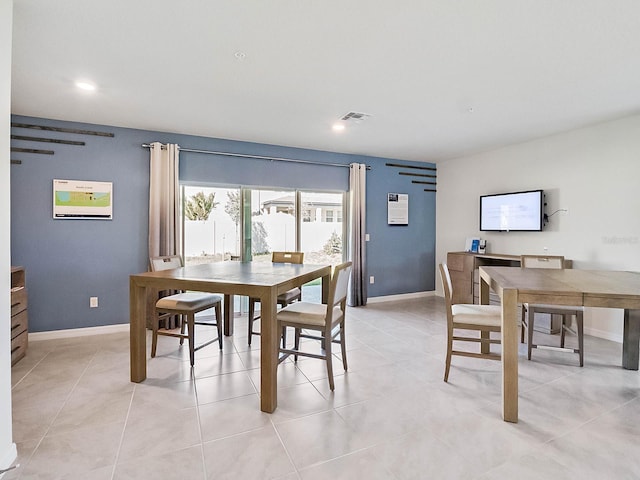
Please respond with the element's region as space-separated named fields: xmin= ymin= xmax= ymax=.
xmin=7 ymin=296 xmax=640 ymax=479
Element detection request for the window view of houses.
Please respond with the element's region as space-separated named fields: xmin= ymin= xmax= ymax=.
xmin=182 ymin=186 xmax=344 ymax=266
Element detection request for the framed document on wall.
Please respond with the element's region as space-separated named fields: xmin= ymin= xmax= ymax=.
xmin=53 ymin=179 xmax=113 ymax=219
xmin=387 ymin=193 xmax=408 ymax=225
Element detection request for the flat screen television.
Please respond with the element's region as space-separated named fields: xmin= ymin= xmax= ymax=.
xmin=479 ymin=190 xmax=544 ymax=232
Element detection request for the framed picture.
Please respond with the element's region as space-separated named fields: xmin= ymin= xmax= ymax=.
xmin=387 ymin=193 xmax=408 ymax=225
xmin=53 ymin=179 xmax=113 ymax=219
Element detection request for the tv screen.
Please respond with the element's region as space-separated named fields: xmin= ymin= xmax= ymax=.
xmin=480 ymin=190 xmax=544 ymax=232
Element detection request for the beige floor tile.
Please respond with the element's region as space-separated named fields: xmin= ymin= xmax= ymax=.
xmin=10 ymin=296 xmax=636 ymax=480
xmin=20 ymin=422 xmax=123 ymax=479
xmin=198 ymin=394 xmax=271 ymax=442
xmin=202 ymin=426 xmax=295 ymax=480
xmin=114 ymin=445 xmax=205 ymax=480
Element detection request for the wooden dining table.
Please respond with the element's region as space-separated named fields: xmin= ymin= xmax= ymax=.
xmin=129 ymin=261 xmax=331 ymax=413
xmin=479 ymin=266 xmax=640 ymax=423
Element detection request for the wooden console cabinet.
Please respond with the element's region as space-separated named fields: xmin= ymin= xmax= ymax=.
xmin=10 ymin=266 xmax=28 ymax=365
xmin=446 ymin=252 xmax=572 ymax=334
xmin=446 ymin=252 xmax=520 ymax=305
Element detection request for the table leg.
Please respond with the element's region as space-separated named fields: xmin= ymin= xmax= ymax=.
xmin=623 ymin=309 xmax=640 ymax=370
xmin=501 ymin=288 xmax=519 ymax=423
xmin=260 ymin=289 xmax=278 ymax=413
xmin=130 ymin=279 xmax=147 ymax=383
xmin=479 ymin=275 xmax=491 ymax=354
xmin=321 ymin=271 xmax=330 ymax=304
xmin=224 ymin=294 xmax=234 ymax=336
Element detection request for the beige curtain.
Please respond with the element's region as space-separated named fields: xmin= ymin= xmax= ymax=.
xmin=148 ymin=142 xmax=180 ymax=328
xmin=348 ymin=163 xmax=367 ymax=306
xmin=149 ymin=142 xmax=180 ymax=258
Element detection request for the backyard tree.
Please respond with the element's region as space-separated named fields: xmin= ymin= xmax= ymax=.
xmin=185 ymin=191 xmax=218 ymax=221
xmin=323 ymin=231 xmax=342 ymax=254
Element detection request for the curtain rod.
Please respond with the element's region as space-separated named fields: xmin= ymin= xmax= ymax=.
xmin=141 ymin=143 xmax=371 ymax=170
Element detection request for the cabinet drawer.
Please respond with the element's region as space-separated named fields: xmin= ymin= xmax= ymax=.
xmin=11 ymin=331 xmax=28 ymax=365
xmin=447 ymin=253 xmax=466 ymax=272
xmin=11 ymin=287 xmax=27 ymax=316
xmin=11 ymin=309 xmax=28 ymax=339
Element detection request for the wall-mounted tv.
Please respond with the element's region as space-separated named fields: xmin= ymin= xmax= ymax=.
xmin=480 ymin=190 xmax=544 ymax=232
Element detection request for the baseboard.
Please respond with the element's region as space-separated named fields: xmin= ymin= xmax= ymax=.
xmin=0 ymin=443 xmax=17 ymax=478
xmin=367 ymin=290 xmax=435 ymax=304
xmin=584 ymin=325 xmax=622 ymax=344
xmin=29 ymin=323 xmax=130 ymax=341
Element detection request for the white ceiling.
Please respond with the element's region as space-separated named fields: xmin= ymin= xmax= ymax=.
xmin=11 ymin=0 xmax=640 ymax=162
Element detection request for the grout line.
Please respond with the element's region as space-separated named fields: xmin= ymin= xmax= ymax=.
xmin=16 ymin=346 xmax=98 ymax=477
xmin=191 ymin=369 xmax=209 ymax=480
xmin=110 ymin=383 xmax=136 ymax=480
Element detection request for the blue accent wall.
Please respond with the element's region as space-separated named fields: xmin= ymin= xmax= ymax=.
xmin=10 ymin=115 xmax=436 ymax=332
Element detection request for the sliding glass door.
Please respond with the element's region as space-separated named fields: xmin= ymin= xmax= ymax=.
xmin=182 ymin=184 xmax=345 ymax=306
xmin=182 ymin=185 xmax=241 ymax=266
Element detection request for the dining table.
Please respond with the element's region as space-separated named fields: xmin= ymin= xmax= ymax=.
xmin=129 ymin=261 xmax=331 ymax=413
xmin=479 ymin=266 xmax=640 ymax=423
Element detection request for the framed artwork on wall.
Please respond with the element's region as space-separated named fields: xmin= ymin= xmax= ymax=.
xmin=53 ymin=179 xmax=113 ymax=219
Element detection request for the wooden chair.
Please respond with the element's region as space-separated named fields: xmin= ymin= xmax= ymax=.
xmin=277 ymin=261 xmax=352 ymax=391
xmin=149 ymin=255 xmax=223 ymax=366
xmin=520 ymin=255 xmax=584 ymax=366
xmin=247 ymin=251 xmax=304 ymax=346
xmin=439 ymin=263 xmax=503 ymax=382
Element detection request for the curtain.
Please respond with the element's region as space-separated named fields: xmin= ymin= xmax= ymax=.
xmin=149 ymin=142 xmax=180 ymax=259
xmin=148 ymin=142 xmax=180 ymax=328
xmin=348 ymin=163 xmax=367 ymax=306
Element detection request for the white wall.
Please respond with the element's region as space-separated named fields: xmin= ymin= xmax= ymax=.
xmin=1 ymin=0 xmax=17 ymax=473
xmin=436 ymin=114 xmax=640 ymax=342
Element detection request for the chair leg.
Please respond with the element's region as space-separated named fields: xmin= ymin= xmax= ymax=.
xmin=294 ymin=328 xmax=301 ymax=362
xmin=527 ymin=309 xmax=535 ymax=360
xmin=577 ymin=310 xmax=584 ymax=367
xmin=340 ymin=321 xmax=348 ymax=371
xmin=187 ymin=313 xmax=195 ymax=367
xmin=215 ymin=302 xmax=223 ymax=350
xmin=480 ymin=331 xmax=490 ymax=354
xmin=521 ymin=306 xmax=526 ymax=344
xmin=248 ymin=298 xmax=256 ymax=346
xmin=325 ymin=330 xmax=335 ymax=391
xmin=560 ymin=315 xmax=566 ymax=348
xmin=444 ymin=328 xmax=453 ymax=382
xmin=179 ymin=314 xmax=186 ymax=345
xmin=281 ymin=326 xmax=287 ymax=349
xmin=151 ymin=315 xmax=159 ymax=358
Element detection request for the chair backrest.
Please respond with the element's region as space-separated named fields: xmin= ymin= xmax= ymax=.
xmin=272 ymin=251 xmax=304 ymax=264
xmin=438 ymin=264 xmax=454 ymax=320
xmin=326 ymin=261 xmax=352 ymax=321
xmin=150 ymin=255 xmax=183 ymax=272
xmin=520 ymin=255 xmax=564 ymax=270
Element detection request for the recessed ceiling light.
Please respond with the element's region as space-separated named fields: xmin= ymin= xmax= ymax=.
xmin=234 ymin=51 xmax=246 ymax=60
xmin=75 ymin=81 xmax=96 ymax=91
xmin=332 ymin=123 xmax=345 ymax=132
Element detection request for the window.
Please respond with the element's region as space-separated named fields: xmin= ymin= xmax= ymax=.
xmin=182 ymin=185 xmax=345 ymax=267
xmin=248 ymin=188 xmax=296 ymax=261
xmin=182 ymin=185 xmax=241 ymax=266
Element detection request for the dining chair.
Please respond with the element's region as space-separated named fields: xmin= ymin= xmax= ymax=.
xmin=277 ymin=261 xmax=352 ymax=391
xmin=149 ymin=255 xmax=223 ymax=366
xmin=520 ymin=255 xmax=584 ymax=366
xmin=247 ymin=251 xmax=304 ymax=346
xmin=439 ymin=263 xmax=503 ymax=382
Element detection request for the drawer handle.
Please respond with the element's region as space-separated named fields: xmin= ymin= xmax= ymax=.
xmin=11 ymin=324 xmax=23 ymax=331
xmin=11 ymin=302 xmax=21 ymax=308
xmin=11 ymin=345 xmax=20 ymax=354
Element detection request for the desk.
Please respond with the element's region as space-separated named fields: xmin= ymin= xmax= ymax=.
xmin=479 ymin=266 xmax=640 ymax=423
xmin=130 ymin=261 xmax=331 ymax=413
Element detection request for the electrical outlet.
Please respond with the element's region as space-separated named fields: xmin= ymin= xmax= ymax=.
xmin=90 ymin=296 xmax=98 ymax=308
xmin=369 ymin=276 xmax=375 ymax=284
xmin=365 ymin=233 xmax=370 ymax=241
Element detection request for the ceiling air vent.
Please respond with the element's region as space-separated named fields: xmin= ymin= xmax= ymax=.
xmin=340 ymin=111 xmax=372 ymax=123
